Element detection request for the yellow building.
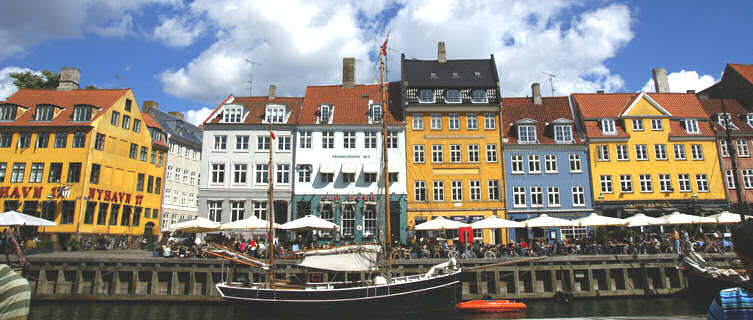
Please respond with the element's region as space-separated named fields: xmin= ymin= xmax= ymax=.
xmin=572 ymin=90 xmax=728 ymax=217
xmin=0 ymin=68 xmax=167 ymax=245
xmin=401 ymin=43 xmax=505 ymax=244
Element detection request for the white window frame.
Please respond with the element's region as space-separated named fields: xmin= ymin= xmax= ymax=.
xmin=691 ymin=144 xmax=704 ymax=160
xmin=600 ymin=175 xmax=613 ymax=194
xmin=684 ymin=119 xmax=700 ymax=134
xmin=743 ymin=169 xmax=753 ymax=189
xmin=412 ymin=113 xmax=424 ymax=130
xmin=277 ymin=136 xmax=291 ymax=151
xmin=448 ymin=113 xmax=460 ymax=130
xmin=213 ymin=135 xmax=227 ymax=151
xmin=414 ymin=181 xmax=426 ymax=201
xmin=235 ymin=135 xmax=249 ymax=151
xmin=451 ymin=180 xmax=463 ymax=201
xmin=569 ymin=154 xmax=582 ymax=173
xmin=696 ymin=174 xmax=709 ymax=192
xmin=544 ymin=154 xmax=557 ymax=173
xmin=654 ymin=144 xmax=668 ymax=160
xmin=469 ymin=180 xmax=481 ymax=201
xmin=513 ymin=187 xmax=526 ymax=208
xmin=299 ymin=131 xmax=312 ymax=149
xmin=432 ymin=145 xmax=443 ymax=163
xmin=601 ymin=119 xmax=616 ymax=135
xmin=528 ymin=154 xmax=541 ymax=173
xmin=674 ymin=144 xmax=687 ymax=160
xmin=484 ymin=113 xmax=496 ymax=130
xmin=343 ymin=131 xmax=356 ymax=149
xmin=727 ymin=170 xmax=737 ymax=189
xmin=616 ymin=145 xmax=629 ymax=161
xmin=547 ymin=186 xmax=560 ymax=207
xmin=650 ymin=119 xmax=663 ymax=131
xmin=276 ymin=164 xmax=291 ymax=184
xmin=738 ymin=139 xmax=750 ymax=157
xmin=468 ymin=144 xmax=480 ymax=163
xmin=471 ymin=89 xmax=487 ymax=103
xmin=223 ymin=107 xmax=243 ymax=123
xmin=720 ymin=140 xmax=730 ymax=157
xmin=211 ymin=163 xmax=225 ymax=184
xmin=255 ymin=164 xmax=269 ymax=184
xmin=635 ymin=144 xmax=648 ymax=161
xmin=632 ymin=119 xmax=644 ymax=131
xmin=488 ymin=180 xmax=500 ymax=200
xmin=572 ymin=186 xmax=585 ymax=207
xmin=597 ymin=145 xmax=609 ymax=161
xmin=257 ymin=136 xmax=270 ymax=151
xmin=449 ymin=144 xmax=462 ymax=163
xmin=430 ymin=114 xmax=442 ymax=130
xmin=466 ymin=114 xmax=478 ymax=130
xmin=419 ymin=90 xmax=435 ymax=103
xmin=265 ymin=106 xmax=286 ymax=124
xmin=620 ymin=175 xmax=633 ymax=193
xmin=639 ymin=174 xmax=653 ymax=193
xmin=518 ymin=125 xmax=537 ymax=144
xmin=510 ymin=155 xmax=524 ymax=174
xmin=445 ymin=90 xmax=461 ymax=103
xmin=659 ymin=174 xmax=673 ymax=193
xmin=554 ymin=125 xmax=573 ymax=143
xmin=233 ymin=163 xmax=247 ymax=184
xmin=364 ymin=132 xmax=377 ymax=149
xmin=318 ymin=104 xmax=332 ymax=123
xmin=678 ymin=174 xmax=691 ymax=192
xmin=413 ymin=145 xmax=425 ymax=163
xmin=321 ymin=131 xmax=334 ymax=149
xmin=485 ymin=144 xmax=497 ymax=163
xmin=530 ymin=186 xmax=543 ymax=207
xmin=433 ymin=181 xmax=445 ymax=201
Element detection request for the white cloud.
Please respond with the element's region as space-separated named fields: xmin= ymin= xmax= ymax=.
xmin=90 ymin=14 xmax=135 ymax=37
xmin=185 ymin=106 xmax=214 ymax=126
xmin=152 ymin=15 xmax=205 ymax=47
xmin=0 ymin=66 xmax=33 ymax=100
xmin=641 ymin=70 xmax=717 ymax=93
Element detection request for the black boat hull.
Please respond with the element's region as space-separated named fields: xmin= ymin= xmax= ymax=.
xmin=682 ymin=271 xmax=741 ymax=300
xmin=216 ymin=270 xmax=463 ymax=315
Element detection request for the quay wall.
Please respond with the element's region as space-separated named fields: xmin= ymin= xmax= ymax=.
xmin=26 ymin=253 xmax=736 ymax=301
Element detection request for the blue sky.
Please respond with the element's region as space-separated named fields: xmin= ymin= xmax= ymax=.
xmin=1 ymin=0 xmax=751 ymax=125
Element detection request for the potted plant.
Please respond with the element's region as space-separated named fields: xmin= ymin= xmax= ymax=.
xmin=153 ymin=245 xmax=163 ymax=257
xmin=65 ymin=238 xmax=80 ymax=251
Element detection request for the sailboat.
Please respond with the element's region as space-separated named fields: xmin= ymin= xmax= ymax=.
xmin=213 ymin=34 xmax=462 ymax=314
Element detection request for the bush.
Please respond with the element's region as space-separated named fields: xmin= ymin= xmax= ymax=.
xmin=65 ymin=238 xmax=80 ymax=251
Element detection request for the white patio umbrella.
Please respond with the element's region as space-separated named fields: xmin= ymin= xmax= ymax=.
xmin=414 ymin=216 xmax=470 ymax=231
xmin=220 ymin=216 xmax=280 ymax=230
xmin=574 ymin=213 xmax=627 ymax=227
xmin=658 ymin=212 xmax=716 ymax=225
xmin=167 ymin=217 xmax=220 ymax=233
xmin=522 ymin=214 xmax=576 ymax=228
xmin=707 ymin=211 xmax=742 ymax=224
xmin=470 ymin=215 xmax=525 ymax=229
xmin=0 ymin=210 xmax=56 ymax=226
xmin=624 ymin=213 xmax=665 ymax=227
xmin=281 ymin=215 xmax=338 ymax=231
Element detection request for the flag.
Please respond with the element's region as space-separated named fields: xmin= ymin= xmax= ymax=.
xmin=380 ymin=31 xmax=390 ymax=57
xmin=270 ymin=128 xmax=276 ymax=140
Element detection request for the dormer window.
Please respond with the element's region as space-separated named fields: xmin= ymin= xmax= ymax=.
xmin=601 ymin=119 xmax=616 ymax=135
xmin=473 ymin=72 xmax=481 ymax=79
xmin=430 ymin=73 xmax=438 ymax=79
xmin=72 ymin=105 xmax=92 ymax=122
xmin=554 ymin=125 xmax=573 ymax=143
xmin=0 ymin=105 xmax=17 ymax=121
xmin=445 ymin=90 xmax=461 ymax=103
xmin=684 ymin=119 xmax=700 ymax=134
xmin=419 ymin=90 xmax=434 ymax=103
xmin=747 ymin=114 xmax=753 ymax=128
xmin=717 ymin=113 xmax=738 ymax=130
xmin=35 ymin=105 xmax=55 ymax=121
xmin=451 ymin=72 xmax=460 ymax=79
xmin=369 ymin=104 xmax=382 ymax=123
xmin=471 ymin=89 xmax=487 ymax=103
xmin=265 ymin=105 xmax=286 ymax=124
xmin=518 ymin=125 xmax=537 ymax=144
xmin=318 ymin=104 xmax=332 ymax=123
xmin=222 ymin=106 xmax=243 ymax=123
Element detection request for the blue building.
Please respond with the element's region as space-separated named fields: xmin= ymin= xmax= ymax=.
xmin=501 ymin=84 xmax=594 ymax=243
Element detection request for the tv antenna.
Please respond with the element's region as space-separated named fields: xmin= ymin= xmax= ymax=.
xmin=245 ymin=58 xmax=263 ymax=96
xmin=543 ymin=71 xmax=557 ymax=96
xmin=114 ymin=74 xmax=121 ymax=89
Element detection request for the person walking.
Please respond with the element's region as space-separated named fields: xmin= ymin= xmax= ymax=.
xmin=707 ymin=219 xmax=753 ymax=319
xmin=672 ymin=228 xmax=681 ymax=254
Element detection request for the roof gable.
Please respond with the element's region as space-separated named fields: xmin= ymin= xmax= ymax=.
xmin=622 ymin=92 xmax=671 ymax=117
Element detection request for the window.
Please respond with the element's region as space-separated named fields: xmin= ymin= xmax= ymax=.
xmin=654 ymin=144 xmax=667 ymax=160
xmin=108 ymin=204 xmax=120 ymax=225
xmin=136 ymin=174 xmax=145 ymax=191
xmin=572 ymin=186 xmax=585 ymax=206
xmin=0 ymin=105 xmax=16 ymax=121
xmin=298 ymin=165 xmax=311 ymax=183
xmin=639 ymin=174 xmax=653 ymax=193
xmin=343 ymin=131 xmax=356 ymax=149
xmin=124 ymin=99 xmax=132 ymax=112
xmin=433 ymin=181 xmax=444 ymax=201
xmin=231 ymin=201 xmax=245 ymax=222
xmin=208 ymin=201 xmax=222 ymax=222
xmin=189 ymin=171 xmax=195 ymax=185
xmin=744 ymin=170 xmax=753 ymax=189
xmin=93 ymin=133 xmax=105 ymax=151
xmin=83 ymin=201 xmax=96 ymax=225
xmin=322 ymin=132 xmax=334 ymax=149
xmin=544 ymin=154 xmax=557 ymax=173
xmin=484 ymin=113 xmax=496 ymax=129
xmin=569 ymin=154 xmax=582 ymax=172
xmin=600 ymin=175 xmax=613 ymax=193
xmin=344 ymin=172 xmax=355 ymax=184
xmin=635 ymin=144 xmax=648 ymax=160
xmin=727 ymin=170 xmax=737 ymax=189
xmin=35 ymin=105 xmax=54 ymax=121
xmin=419 ymin=89 xmax=434 ymax=103
xmin=276 ymin=164 xmax=290 ymax=184
xmin=389 ymin=172 xmax=398 ymax=184
xmin=363 ymin=205 xmax=377 ymax=237
xmin=738 ymin=139 xmax=750 ymax=157
xmin=528 ymin=154 xmax=541 ymax=173
xmin=678 ymin=174 xmax=691 ymax=192
xmin=90 ymin=164 xmax=100 ymax=184
xmin=278 ymin=136 xmax=291 ymax=151
xmin=430 ymin=114 xmax=442 ymax=130
xmin=236 ymin=135 xmax=249 ymax=150
xmin=485 ymin=144 xmax=497 ymax=163
xmin=720 ymin=140 xmax=729 ymax=157
xmin=717 ymin=113 xmax=736 ymax=129
xmin=471 ymin=89 xmax=487 ymax=103
xmin=214 ymin=135 xmax=227 ymax=151
xmin=387 ymin=132 xmax=398 ymax=148
xmin=651 ymin=119 xmax=663 ymax=131
xmin=518 ymin=125 xmax=536 ymax=143
xmin=121 ymin=115 xmax=130 ymax=130
xmin=70 ymin=131 xmax=85 ymax=148
xmin=110 ymin=111 xmax=120 ymax=126
xmin=487 ymin=180 xmax=500 ymax=200
xmin=684 ymin=119 xmax=700 ymax=134
xmin=513 ymin=187 xmax=526 ymax=208
xmin=299 ymin=131 xmax=311 ymax=148
xmin=253 ymin=201 xmax=267 ymax=220
xmin=155 ymin=177 xmax=161 ymax=194
xmin=551 ymin=125 xmax=572 ymax=144
xmin=48 ymin=163 xmax=61 ymax=183
xmin=233 ymin=164 xmax=247 ymax=184
xmin=150 ymin=150 xmax=156 ymax=164
xmin=97 ymin=203 xmax=109 ymax=225
xmin=619 ymin=175 xmax=633 ymax=193
xmin=0 ymin=132 xmax=11 ymax=148
xmin=364 ymin=132 xmax=377 ymax=149
xmin=530 ymin=186 xmax=543 ymax=207
xmin=616 ymin=145 xmax=629 ymax=161
xmin=139 ymin=146 xmax=148 ymax=161
xmin=414 ymin=181 xmax=426 ymax=201
xmin=469 ymin=180 xmax=481 ymax=201
xmin=211 ymin=163 xmax=225 ymax=183
xmin=448 ymin=113 xmax=460 ymax=130
xmin=10 ymin=163 xmax=25 ymax=183
xmin=601 ymin=119 xmax=616 ymax=134
xmin=318 ymin=104 xmax=332 ymax=123
xmin=632 ymin=119 xmax=644 ymax=131
xmin=133 ymin=119 xmax=141 ymax=133
xmin=223 ymin=107 xmax=243 ymax=123
xmin=748 ymin=114 xmax=753 ymax=128
xmin=508 ymin=154 xmax=523 ymax=173
xmin=36 ymin=133 xmax=49 ymax=148
xmin=450 ymin=180 xmax=463 ymax=201
xmin=597 ymin=145 xmax=609 ymax=161
xmin=691 ymin=144 xmax=704 ymax=160
xmin=412 ymin=113 xmax=424 ymax=130
xmin=674 ymin=144 xmax=686 ymax=160
xmin=468 ymin=145 xmax=480 ymax=163
xmin=445 ymin=90 xmax=461 ymax=103
xmin=0 ymin=163 xmax=5 ymax=182
xmin=266 ymin=106 xmax=285 ymax=124
xmin=319 ymin=203 xmax=334 ymax=224
xmin=147 ymin=176 xmax=154 ymax=193
xmin=450 ymin=144 xmax=461 ymax=163
xmin=17 ymin=133 xmax=30 ymax=148
xmin=67 ymin=163 xmax=81 ymax=183
xmin=255 ymin=164 xmax=269 ymax=184
xmin=659 ymin=174 xmax=673 ymax=192
xmin=413 ymin=145 xmax=425 ymax=163
xmin=466 ymin=114 xmax=478 ymax=130
xmin=364 ymin=173 xmax=376 ymax=183
xmin=257 ymin=136 xmax=270 ymax=151
xmin=432 ymin=145 xmax=443 ymax=163
xmin=369 ymin=104 xmax=382 ymax=123
xmin=696 ymin=174 xmax=709 ymax=192
xmin=547 ymin=186 xmax=560 ymax=207
xmin=29 ymin=163 xmax=43 ymax=183
xmin=341 ymin=204 xmax=355 ymax=237
xmin=61 ymin=201 xmax=75 ymax=225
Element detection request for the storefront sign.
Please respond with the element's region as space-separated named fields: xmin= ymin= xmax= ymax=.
xmin=0 ymin=186 xmax=44 ymax=199
xmin=88 ymin=188 xmax=144 ymax=205
xmin=331 ymin=155 xmax=372 ymax=159
xmin=624 ymin=202 xmax=672 ymax=209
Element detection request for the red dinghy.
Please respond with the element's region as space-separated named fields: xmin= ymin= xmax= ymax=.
xmin=456 ymin=300 xmax=527 ymax=313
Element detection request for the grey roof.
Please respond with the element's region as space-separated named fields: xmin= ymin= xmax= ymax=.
xmin=402 ymin=57 xmax=498 ymax=88
xmin=148 ymin=108 xmax=203 ymax=147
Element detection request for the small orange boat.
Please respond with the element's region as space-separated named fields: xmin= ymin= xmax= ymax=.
xmin=456 ymin=300 xmax=527 ymax=313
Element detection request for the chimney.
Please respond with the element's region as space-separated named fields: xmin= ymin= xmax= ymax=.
xmin=268 ymin=85 xmax=276 ymax=100
xmin=168 ymin=111 xmax=184 ymax=120
xmin=342 ymin=57 xmax=355 ymax=88
xmin=57 ymin=67 xmax=80 ymax=91
xmin=142 ymin=101 xmax=158 ymax=113
xmin=652 ymin=68 xmax=670 ymax=93
xmin=437 ymin=42 xmax=447 ymax=63
xmin=597 ymin=90 xmax=605 ymax=94
xmin=686 ymin=89 xmax=696 ymax=94
xmin=531 ymin=83 xmax=542 ymax=105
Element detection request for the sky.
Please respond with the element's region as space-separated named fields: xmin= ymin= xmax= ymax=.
xmin=0 ymin=0 xmax=751 ymax=126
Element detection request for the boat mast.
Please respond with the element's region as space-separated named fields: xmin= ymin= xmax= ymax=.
xmin=380 ymin=32 xmax=392 ymax=269
xmin=268 ymin=120 xmax=275 ymax=288
xmin=720 ymin=92 xmax=749 ymax=218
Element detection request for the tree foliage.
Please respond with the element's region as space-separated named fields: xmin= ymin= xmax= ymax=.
xmin=10 ymin=70 xmax=60 ymax=89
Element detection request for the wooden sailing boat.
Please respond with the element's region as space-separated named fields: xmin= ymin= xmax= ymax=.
xmin=214 ymin=34 xmax=462 ymax=315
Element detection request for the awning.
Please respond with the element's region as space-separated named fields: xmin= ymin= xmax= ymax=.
xmin=363 ymin=163 xmax=380 ymax=173
xmin=341 ymin=163 xmax=358 ymax=173
xmin=319 ymin=163 xmax=337 ymax=174
xmin=388 ymin=161 xmax=399 ymax=173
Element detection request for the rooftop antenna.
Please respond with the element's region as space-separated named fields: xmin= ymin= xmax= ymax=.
xmin=543 ymin=71 xmax=556 ymax=96
xmin=245 ymin=58 xmax=263 ymax=96
xmin=114 ymin=74 xmax=121 ymax=89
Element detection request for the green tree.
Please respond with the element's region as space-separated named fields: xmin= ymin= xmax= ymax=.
xmin=10 ymin=70 xmax=59 ymax=89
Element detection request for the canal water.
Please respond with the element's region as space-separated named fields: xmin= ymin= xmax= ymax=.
xmin=30 ymin=297 xmax=708 ymax=319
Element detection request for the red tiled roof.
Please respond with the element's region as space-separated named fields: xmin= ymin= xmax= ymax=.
xmin=729 ymin=64 xmax=753 ymax=85
xmin=298 ymin=82 xmax=402 ymax=125
xmin=206 ymin=96 xmax=303 ymax=125
xmin=699 ymin=98 xmax=753 ymax=134
xmin=572 ymin=92 xmax=709 ymax=119
xmin=1 ymin=88 xmax=129 ymax=127
xmin=501 ymin=96 xmax=583 ymax=144
xmin=583 ymin=121 xmax=630 ymax=139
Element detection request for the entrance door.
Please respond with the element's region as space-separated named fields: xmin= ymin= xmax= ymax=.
xmin=274 ymin=201 xmax=288 ymax=224
xmin=389 ymin=201 xmax=400 ymax=244
xmin=144 ymin=222 xmax=155 ymax=243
